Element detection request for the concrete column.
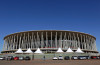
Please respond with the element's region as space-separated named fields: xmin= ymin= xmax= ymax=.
xmin=89 ymin=37 xmax=92 ymax=50
xmin=92 ymin=38 xmax=95 ymax=51
xmin=83 ymin=35 xmax=86 ymax=50
xmin=7 ymin=38 xmax=9 ymax=50
xmin=46 ymin=32 xmax=48 ymax=48
xmin=94 ymin=40 xmax=97 ymax=51
xmin=26 ymin=35 xmax=28 ymax=49
xmin=7 ymin=37 xmax=9 ymax=50
xmin=31 ymin=32 xmax=34 ymax=49
xmin=59 ymin=32 xmax=62 ymax=48
xmin=55 ymin=32 xmax=57 ymax=48
xmin=10 ymin=36 xmax=12 ymax=50
xmin=5 ymin=39 xmax=8 ymax=51
xmin=12 ymin=35 xmax=14 ymax=50
xmin=13 ymin=35 xmax=16 ymax=50
xmin=86 ymin=35 xmax=88 ymax=50
xmin=3 ymin=40 xmax=5 ymax=51
xmin=37 ymin=32 xmax=40 ymax=48
xmin=41 ymin=32 xmax=44 ymax=48
xmin=69 ymin=33 xmax=71 ymax=48
xmin=88 ymin=36 xmax=90 ymax=50
xmin=73 ymin=33 xmax=76 ymax=49
xmin=23 ymin=33 xmax=26 ymax=49
xmin=65 ymin=32 xmax=68 ymax=49
xmin=34 ymin=35 xmax=37 ymax=48
xmin=16 ymin=34 xmax=18 ymax=49
xmin=27 ymin=33 xmax=30 ymax=48
xmin=68 ymin=33 xmax=70 ymax=47
xmin=9 ymin=36 xmax=11 ymax=50
xmin=4 ymin=40 xmax=6 ymax=51
xmin=71 ymin=33 xmax=74 ymax=49
xmin=51 ymin=32 xmax=52 ymax=48
xmin=77 ymin=34 xmax=80 ymax=48
xmin=63 ymin=32 xmax=66 ymax=49
xmin=80 ymin=34 xmax=83 ymax=49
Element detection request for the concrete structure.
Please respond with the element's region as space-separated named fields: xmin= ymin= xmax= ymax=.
xmin=1 ymin=30 xmax=98 ymax=54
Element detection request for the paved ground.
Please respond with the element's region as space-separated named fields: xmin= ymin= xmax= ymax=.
xmin=0 ymin=60 xmax=100 ymax=65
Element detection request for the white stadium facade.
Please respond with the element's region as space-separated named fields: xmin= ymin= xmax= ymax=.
xmin=1 ymin=30 xmax=98 ymax=54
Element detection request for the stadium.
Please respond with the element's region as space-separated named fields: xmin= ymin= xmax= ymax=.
xmin=1 ymin=30 xmax=98 ymax=54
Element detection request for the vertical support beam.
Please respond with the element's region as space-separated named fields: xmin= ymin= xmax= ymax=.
xmin=8 ymin=37 xmax=10 ymax=50
xmin=21 ymin=35 xmax=24 ymax=49
xmin=37 ymin=32 xmax=39 ymax=48
xmin=3 ymin=40 xmax=5 ymax=51
xmin=65 ymin=32 xmax=68 ymax=49
xmin=16 ymin=34 xmax=19 ymax=49
xmin=4 ymin=39 xmax=6 ymax=51
xmin=19 ymin=34 xmax=22 ymax=48
xmin=83 ymin=35 xmax=86 ymax=50
xmin=87 ymin=36 xmax=90 ymax=50
xmin=77 ymin=34 xmax=80 ymax=48
xmin=12 ymin=35 xmax=14 ymax=50
xmin=7 ymin=37 xmax=10 ymax=50
xmin=88 ymin=36 xmax=90 ymax=50
xmin=30 ymin=34 xmax=31 ymax=48
xmin=37 ymin=32 xmax=40 ymax=48
xmin=23 ymin=33 xmax=25 ymax=49
xmin=51 ymin=32 xmax=52 ymax=48
xmin=7 ymin=38 xmax=9 ymax=50
xmin=10 ymin=36 xmax=12 ymax=50
xmin=73 ymin=33 xmax=76 ymax=49
xmin=69 ymin=33 xmax=72 ymax=48
xmin=59 ymin=32 xmax=62 ymax=48
xmin=89 ymin=37 xmax=92 ymax=50
xmin=55 ymin=32 xmax=57 ymax=48
xmin=61 ymin=32 xmax=62 ymax=48
xmin=13 ymin=35 xmax=16 ymax=50
xmin=9 ymin=36 xmax=11 ymax=50
xmin=31 ymin=32 xmax=34 ymax=49
xmin=46 ymin=32 xmax=48 ymax=48
xmin=41 ymin=32 xmax=44 ymax=48
xmin=68 ymin=33 xmax=70 ymax=47
xmin=63 ymin=32 xmax=66 ymax=49
xmin=34 ymin=35 xmax=36 ymax=48
xmin=71 ymin=33 xmax=74 ymax=49
xmin=94 ymin=39 xmax=97 ymax=51
xmin=22 ymin=33 xmax=25 ymax=49
xmin=9 ymin=36 xmax=12 ymax=50
xmin=5 ymin=39 xmax=7 ymax=51
xmin=7 ymin=37 xmax=9 ymax=50
xmin=28 ymin=33 xmax=30 ymax=48
xmin=69 ymin=33 xmax=71 ymax=48
xmin=80 ymin=34 xmax=83 ymax=49
xmin=86 ymin=35 xmax=88 ymax=50
xmin=26 ymin=35 xmax=28 ymax=49
xmin=92 ymin=38 xmax=95 ymax=51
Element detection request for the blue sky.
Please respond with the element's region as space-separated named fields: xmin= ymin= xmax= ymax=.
xmin=0 ymin=0 xmax=100 ymax=52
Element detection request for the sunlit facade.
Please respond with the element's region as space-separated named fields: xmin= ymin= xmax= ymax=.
xmin=2 ymin=30 xmax=98 ymax=53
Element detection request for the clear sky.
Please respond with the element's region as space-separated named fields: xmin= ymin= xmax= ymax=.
xmin=0 ymin=0 xmax=100 ymax=52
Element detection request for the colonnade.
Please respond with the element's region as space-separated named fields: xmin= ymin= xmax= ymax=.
xmin=3 ymin=31 xmax=97 ymax=53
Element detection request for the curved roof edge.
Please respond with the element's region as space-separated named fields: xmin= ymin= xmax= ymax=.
xmin=4 ymin=30 xmax=96 ymax=40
